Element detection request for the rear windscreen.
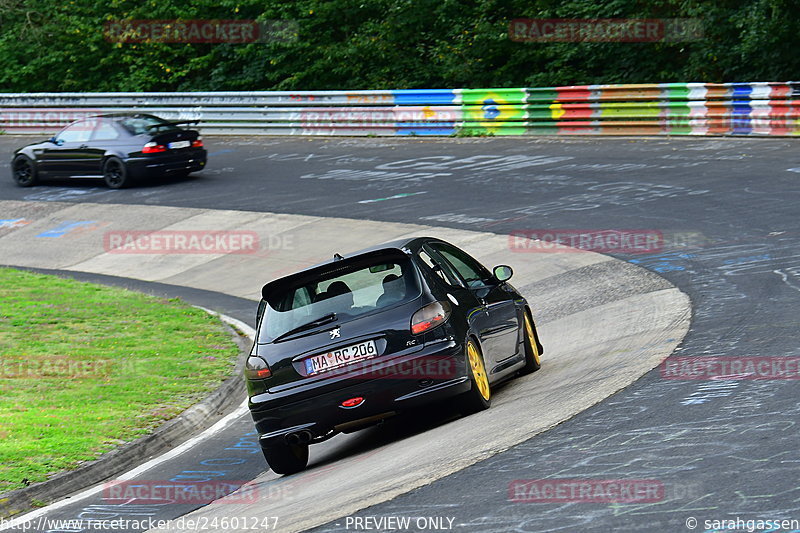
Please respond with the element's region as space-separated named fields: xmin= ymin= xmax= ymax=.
xmin=118 ymin=114 xmax=180 ymax=135
xmin=259 ymin=254 xmax=420 ymax=343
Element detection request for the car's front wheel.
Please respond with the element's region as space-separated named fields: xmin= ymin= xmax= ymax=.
xmin=460 ymin=338 xmax=491 ymax=414
xmin=260 ymin=440 xmax=309 ymax=475
xmin=12 ymin=155 xmax=38 ymax=187
xmin=519 ymin=311 xmax=542 ymax=375
xmin=103 ymin=157 xmax=130 ymax=189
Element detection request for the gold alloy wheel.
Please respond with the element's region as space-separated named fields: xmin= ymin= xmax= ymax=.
xmin=524 ymin=313 xmax=541 ymax=366
xmin=467 ymin=340 xmax=490 ymax=401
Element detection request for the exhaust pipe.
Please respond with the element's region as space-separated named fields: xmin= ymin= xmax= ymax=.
xmin=285 ymin=430 xmax=314 ymax=445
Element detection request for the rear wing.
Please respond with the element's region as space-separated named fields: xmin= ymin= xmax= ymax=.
xmin=145 ymin=120 xmax=200 ymax=130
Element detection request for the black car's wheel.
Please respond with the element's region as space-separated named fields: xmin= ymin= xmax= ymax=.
xmin=103 ymin=157 xmax=130 ymax=189
xmin=519 ymin=310 xmax=542 ymax=375
xmin=460 ymin=338 xmax=491 ymax=414
xmin=260 ymin=440 xmax=309 ymax=475
xmin=12 ymin=155 xmax=38 ymax=187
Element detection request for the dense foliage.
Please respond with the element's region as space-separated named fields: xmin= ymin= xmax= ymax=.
xmin=0 ymin=0 xmax=797 ymax=92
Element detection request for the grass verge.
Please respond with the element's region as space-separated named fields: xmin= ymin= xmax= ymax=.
xmin=0 ymin=267 xmax=239 ymax=494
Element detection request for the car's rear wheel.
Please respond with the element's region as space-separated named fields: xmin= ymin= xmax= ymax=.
xmin=260 ymin=440 xmax=309 ymax=475
xmin=12 ymin=155 xmax=37 ymax=187
xmin=460 ymin=338 xmax=491 ymax=414
xmin=519 ymin=311 xmax=542 ymax=374
xmin=103 ymin=157 xmax=130 ymax=189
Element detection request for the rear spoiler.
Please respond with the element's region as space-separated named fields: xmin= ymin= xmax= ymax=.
xmin=145 ymin=120 xmax=200 ymax=130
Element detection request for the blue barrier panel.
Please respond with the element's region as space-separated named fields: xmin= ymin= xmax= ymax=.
xmin=396 ymin=123 xmax=457 ymax=135
xmin=393 ymin=89 xmax=456 ymax=105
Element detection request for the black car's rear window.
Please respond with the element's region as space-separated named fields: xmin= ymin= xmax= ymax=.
xmin=259 ymin=253 xmax=420 ymax=343
xmin=118 ymin=115 xmax=180 ymax=135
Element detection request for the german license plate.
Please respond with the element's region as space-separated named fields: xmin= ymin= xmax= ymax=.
xmin=304 ymin=340 xmax=377 ymax=376
xmin=169 ymin=140 xmax=191 ymax=149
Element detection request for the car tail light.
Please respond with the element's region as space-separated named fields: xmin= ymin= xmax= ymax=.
xmin=411 ymin=301 xmax=451 ymax=335
xmin=192 ymin=137 xmax=203 ymax=148
xmin=245 ymin=356 xmax=272 ymax=379
xmin=142 ymin=142 xmax=166 ymax=154
xmin=341 ymin=397 xmax=365 ymax=408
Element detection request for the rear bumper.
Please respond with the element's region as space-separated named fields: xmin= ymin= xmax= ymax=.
xmin=126 ymin=149 xmax=207 ymax=178
xmin=249 ymin=340 xmax=470 ymax=445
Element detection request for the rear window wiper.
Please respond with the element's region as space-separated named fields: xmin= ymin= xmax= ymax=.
xmin=272 ymin=313 xmax=337 ymax=342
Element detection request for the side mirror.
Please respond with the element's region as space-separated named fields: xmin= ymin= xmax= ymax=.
xmin=50 ymin=137 xmax=64 ymax=146
xmin=492 ymin=265 xmax=513 ymax=283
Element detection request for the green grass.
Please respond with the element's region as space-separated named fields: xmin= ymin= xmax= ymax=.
xmin=451 ymin=127 xmax=495 ymax=137
xmin=0 ymin=268 xmax=239 ymax=494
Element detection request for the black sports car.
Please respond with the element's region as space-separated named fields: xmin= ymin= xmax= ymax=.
xmin=10 ymin=113 xmax=207 ymax=189
xmin=246 ymin=237 xmax=543 ymax=474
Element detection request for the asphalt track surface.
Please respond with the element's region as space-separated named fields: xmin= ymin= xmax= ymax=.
xmin=2 ymin=136 xmax=799 ymax=532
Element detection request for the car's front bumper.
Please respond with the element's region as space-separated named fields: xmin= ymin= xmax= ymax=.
xmin=248 ymin=339 xmax=470 ymax=445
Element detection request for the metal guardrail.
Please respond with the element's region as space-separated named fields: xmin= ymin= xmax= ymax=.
xmin=1 ymin=82 xmax=798 ymax=136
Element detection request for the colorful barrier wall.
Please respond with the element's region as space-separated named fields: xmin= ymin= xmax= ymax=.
xmin=1 ymin=82 xmax=798 ymax=136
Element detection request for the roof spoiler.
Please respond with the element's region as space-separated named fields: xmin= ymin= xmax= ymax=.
xmin=145 ymin=119 xmax=200 ymax=130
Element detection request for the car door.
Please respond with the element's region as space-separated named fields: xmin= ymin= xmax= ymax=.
xmin=428 ymin=242 xmax=522 ymax=366
xmin=86 ymin=119 xmax=124 ymax=174
xmin=417 ymin=245 xmax=493 ymax=354
xmin=36 ymin=120 xmax=97 ymax=175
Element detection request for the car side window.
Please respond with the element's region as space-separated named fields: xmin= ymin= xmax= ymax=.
xmin=54 ymin=121 xmax=93 ymax=144
xmin=430 ymin=243 xmax=490 ymax=289
xmin=91 ymin=121 xmax=120 ymax=141
xmin=418 ymin=248 xmax=462 ymax=287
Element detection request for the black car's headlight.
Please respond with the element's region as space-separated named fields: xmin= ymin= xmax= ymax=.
xmin=410 ymin=301 xmax=452 ymax=335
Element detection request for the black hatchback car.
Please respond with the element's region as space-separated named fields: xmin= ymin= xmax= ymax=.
xmin=246 ymin=237 xmax=543 ymax=474
xmin=10 ymin=113 xmax=206 ymax=189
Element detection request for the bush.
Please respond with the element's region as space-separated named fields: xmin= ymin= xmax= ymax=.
xmin=0 ymin=0 xmax=797 ymax=92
